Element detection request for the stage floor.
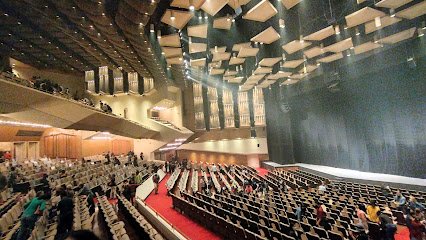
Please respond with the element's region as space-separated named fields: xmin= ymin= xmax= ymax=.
xmin=263 ymin=162 xmax=426 ymax=187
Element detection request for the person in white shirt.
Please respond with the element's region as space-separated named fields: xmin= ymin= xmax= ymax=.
xmin=318 ymin=181 xmax=327 ymax=193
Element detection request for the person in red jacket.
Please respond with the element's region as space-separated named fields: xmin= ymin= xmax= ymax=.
xmin=4 ymin=151 xmax=12 ymax=160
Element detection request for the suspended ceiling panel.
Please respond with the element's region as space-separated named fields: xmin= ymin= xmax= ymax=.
xmin=324 ymin=38 xmax=353 ymax=52
xmin=232 ymin=42 xmax=252 ymax=51
xmin=377 ymin=27 xmax=416 ymax=44
xmin=253 ymin=67 xmax=272 ymax=75
xmin=188 ymin=24 xmax=208 ymax=38
xmin=304 ymin=46 xmax=325 ymax=59
xmin=228 ymin=0 xmax=251 ymax=9
xmin=354 ymin=41 xmax=383 ymax=55
xmin=250 ymin=26 xmax=280 ymax=44
xmin=246 ymin=74 xmax=265 ymax=83
xmin=395 ymin=1 xmax=426 ymax=19
xmin=242 ymin=0 xmax=278 ymax=22
xmin=191 ymin=58 xmax=206 ymax=67
xmin=161 ymin=9 xmax=193 ymax=29
xmin=159 ymin=34 xmax=181 ymax=47
xmin=282 ymin=79 xmax=299 ymax=85
xmin=229 ymin=57 xmax=246 ymax=65
xmin=237 ymin=47 xmax=259 ymax=57
xmin=317 ymin=52 xmax=343 ymax=63
xmin=282 ymin=40 xmax=312 ymax=54
xmin=201 ymin=0 xmax=230 ymax=16
xmin=224 ymin=70 xmax=237 ymax=76
xmin=171 ymin=0 xmax=206 ymax=10
xmin=162 ymin=47 xmax=183 ymax=58
xmin=210 ymin=68 xmax=225 ymax=75
xmin=189 ymin=42 xmax=207 ymax=53
xmin=365 ymin=16 xmax=402 ymax=34
xmin=282 ymin=59 xmax=304 ymax=68
xmin=210 ymin=46 xmax=227 ymax=53
xmin=259 ymin=57 xmax=282 ymax=67
xmin=212 ymin=52 xmax=231 ymax=62
xmin=299 ymin=64 xmax=318 ymax=73
xmin=281 ymin=0 xmax=302 ymax=10
xmin=166 ymin=57 xmax=183 ymax=65
xmin=345 ymin=7 xmax=386 ymax=28
xmin=267 ymin=71 xmax=292 ymax=79
xmin=375 ymin=0 xmax=413 ymax=9
xmin=303 ymin=26 xmax=335 ymax=41
xmin=213 ymin=16 xmax=232 ymax=30
xmin=209 ymin=62 xmax=222 ymax=68
xmin=290 ymin=73 xmax=309 ymax=79
xmin=228 ymin=76 xmax=244 ymax=83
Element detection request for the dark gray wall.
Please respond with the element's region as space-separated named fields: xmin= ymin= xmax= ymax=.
xmin=266 ymin=41 xmax=426 ymax=179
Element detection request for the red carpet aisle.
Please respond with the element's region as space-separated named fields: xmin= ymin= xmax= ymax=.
xmin=145 ymin=175 xmax=221 ymax=240
xmin=257 ymin=167 xmax=269 ymax=177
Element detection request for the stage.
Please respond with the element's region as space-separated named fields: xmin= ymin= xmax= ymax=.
xmin=262 ymin=161 xmax=426 ymax=188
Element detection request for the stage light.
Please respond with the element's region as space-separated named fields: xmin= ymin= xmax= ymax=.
xmin=170 ymin=11 xmax=175 ymax=20
xmin=335 ymin=25 xmax=340 ymax=35
xmin=157 ymin=30 xmax=161 ymax=39
xmin=150 ymin=24 xmax=154 ymax=33
xmin=189 ymin=0 xmax=195 ymax=10
xmin=279 ymin=19 xmax=285 ymax=28
xmin=374 ymin=17 xmax=381 ymax=28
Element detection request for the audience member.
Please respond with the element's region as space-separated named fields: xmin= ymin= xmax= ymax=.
xmin=394 ymin=190 xmax=406 ymax=210
xmin=367 ymin=200 xmax=381 ymax=223
xmin=56 ymin=191 xmax=74 ymax=240
xmin=17 ymin=192 xmax=50 ymax=240
xmin=295 ymin=202 xmax=305 ymax=222
xmin=0 ymin=172 xmax=7 ymax=190
xmin=121 ymin=180 xmax=132 ymax=201
xmin=354 ymin=204 xmax=369 ymax=233
xmin=408 ymin=196 xmax=425 ymax=211
xmin=152 ymin=172 xmax=160 ymax=194
xmin=377 ymin=210 xmax=397 ymax=240
xmin=108 ymin=174 xmax=117 ymax=199
xmin=409 ymin=215 xmax=425 ymax=240
xmin=318 ymin=181 xmax=327 ymax=193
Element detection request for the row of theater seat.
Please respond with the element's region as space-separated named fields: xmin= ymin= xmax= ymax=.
xmin=166 ymin=168 xmax=181 ymax=191
xmin=191 ymin=169 xmax=198 ymax=192
xmin=117 ymin=195 xmax=164 ymax=240
xmin=97 ymin=194 xmax=130 ymax=240
xmin=177 ymin=170 xmax=189 ymax=192
xmin=73 ymin=196 xmax=94 ymax=231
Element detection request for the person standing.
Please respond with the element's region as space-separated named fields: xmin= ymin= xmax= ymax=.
xmin=17 ymin=192 xmax=49 ymax=240
xmin=140 ymin=152 xmax=144 ymax=161
xmin=108 ymin=174 xmax=117 ymax=199
xmin=56 ymin=191 xmax=74 ymax=240
xmin=152 ymin=173 xmax=160 ymax=194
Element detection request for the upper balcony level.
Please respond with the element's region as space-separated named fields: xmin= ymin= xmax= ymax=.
xmin=0 ymin=72 xmax=158 ymax=139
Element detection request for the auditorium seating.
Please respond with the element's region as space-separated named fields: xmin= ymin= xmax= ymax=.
xmin=166 ymin=168 xmax=181 ymax=191
xmin=97 ymin=193 xmax=130 ymax=240
xmin=191 ymin=169 xmax=198 ymax=192
xmin=117 ymin=195 xmax=164 ymax=240
xmin=73 ymin=196 xmax=94 ymax=231
xmin=178 ymin=170 xmax=189 ymax=192
xmin=171 ymin=165 xmax=425 ymax=240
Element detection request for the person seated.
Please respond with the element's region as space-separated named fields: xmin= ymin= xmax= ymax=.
xmin=377 ymin=210 xmax=397 ymax=240
xmin=318 ymin=181 xmax=327 ymax=193
xmin=393 ymin=190 xmax=406 ymax=210
xmin=354 ymin=204 xmax=369 ymax=233
xmin=408 ymin=196 xmax=425 ymax=211
xmin=367 ymin=200 xmax=381 ymax=223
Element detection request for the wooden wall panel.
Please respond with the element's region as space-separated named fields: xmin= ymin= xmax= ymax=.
xmin=112 ymin=139 xmax=131 ymax=155
xmin=81 ymin=140 xmax=110 ymax=157
xmin=178 ymin=150 xmax=249 ymax=165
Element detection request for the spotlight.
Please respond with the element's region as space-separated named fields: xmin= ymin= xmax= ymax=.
xmin=374 ymin=17 xmax=381 ymax=28
xmin=189 ymin=0 xmax=195 ymax=10
xmin=170 ymin=10 xmax=175 ymax=20
xmin=335 ymin=25 xmax=340 ymax=35
xmin=150 ymin=24 xmax=154 ymax=33
xmin=389 ymin=8 xmax=395 ymax=17
xmin=279 ymin=19 xmax=285 ymax=29
xmin=157 ymin=30 xmax=161 ymax=39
